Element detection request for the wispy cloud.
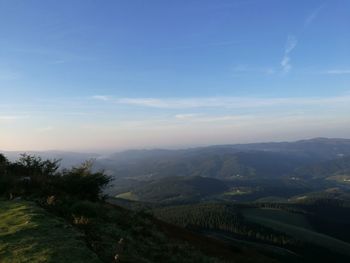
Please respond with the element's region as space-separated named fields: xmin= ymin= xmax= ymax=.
xmin=92 ymin=95 xmax=111 ymax=101
xmin=175 ymin=114 xmax=200 ymax=120
xmin=323 ymin=69 xmax=350 ymax=75
xmin=93 ymin=95 xmax=350 ymax=109
xmin=279 ymin=4 xmax=324 ymax=74
xmin=0 ymin=115 xmax=26 ymax=121
xmin=37 ymin=126 xmax=54 ymax=132
xmin=305 ymin=4 xmax=325 ymax=27
xmin=50 ymin=60 xmax=66 ymax=65
xmin=9 ymin=47 xmax=95 ymax=64
xmin=285 ymin=35 xmax=298 ymax=54
xmin=281 ymin=35 xmax=298 ymax=74
xmin=174 ymin=114 xmax=254 ymax=123
xmin=232 ymin=65 xmax=275 ymax=75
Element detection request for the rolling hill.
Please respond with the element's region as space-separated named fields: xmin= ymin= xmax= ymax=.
xmin=294 ymin=156 xmax=350 ymax=179
xmin=115 ymin=176 xmax=229 ymax=203
xmin=98 ymin=138 xmax=350 ymax=181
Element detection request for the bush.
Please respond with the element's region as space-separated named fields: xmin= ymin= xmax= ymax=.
xmin=6 ymin=154 xmax=61 ymax=197
xmin=58 ymin=161 xmax=111 ymax=201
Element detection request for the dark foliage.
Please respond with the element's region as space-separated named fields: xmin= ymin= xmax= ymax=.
xmin=0 ymin=154 xmax=11 ymax=194
xmin=0 ymin=154 xmax=111 ymax=201
xmin=58 ymin=161 xmax=111 ymax=201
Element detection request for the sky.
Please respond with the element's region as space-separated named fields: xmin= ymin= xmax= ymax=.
xmin=0 ymin=0 xmax=350 ymax=152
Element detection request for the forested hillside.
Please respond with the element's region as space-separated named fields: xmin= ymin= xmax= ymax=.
xmin=152 ymin=202 xmax=350 ymax=262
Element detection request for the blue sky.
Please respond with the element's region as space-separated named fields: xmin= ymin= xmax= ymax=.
xmin=0 ymin=0 xmax=349 ymax=151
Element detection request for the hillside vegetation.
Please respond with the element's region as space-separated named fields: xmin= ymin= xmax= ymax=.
xmin=152 ymin=201 xmax=350 ymax=262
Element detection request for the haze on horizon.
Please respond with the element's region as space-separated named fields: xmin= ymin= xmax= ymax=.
xmin=1 ymin=0 xmax=349 ymax=152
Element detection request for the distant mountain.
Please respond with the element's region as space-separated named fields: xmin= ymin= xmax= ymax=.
xmin=3 ymin=138 xmax=350 ymax=180
xmin=225 ymin=138 xmax=350 ymax=160
xmin=116 ymin=176 xmax=229 ymax=203
xmin=97 ymin=138 xmax=350 ymax=180
xmin=106 ymin=137 xmax=350 ymax=163
xmin=104 ymin=150 xmax=312 ymax=180
xmin=294 ymin=156 xmax=350 ymax=179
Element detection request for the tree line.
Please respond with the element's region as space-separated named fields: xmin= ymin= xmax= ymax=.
xmin=0 ymin=153 xmax=111 ymax=201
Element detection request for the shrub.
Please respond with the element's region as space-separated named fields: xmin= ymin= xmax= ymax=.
xmin=7 ymin=154 xmax=61 ymax=196
xmin=58 ymin=161 xmax=111 ymax=201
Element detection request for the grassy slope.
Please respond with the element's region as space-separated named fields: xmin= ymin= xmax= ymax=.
xmin=243 ymin=208 xmax=350 ymax=257
xmin=90 ymin=201 xmax=280 ymax=263
xmin=0 ymin=199 xmax=281 ymax=263
xmin=0 ymin=200 xmax=101 ymax=263
xmin=0 ymin=200 xmax=224 ymax=263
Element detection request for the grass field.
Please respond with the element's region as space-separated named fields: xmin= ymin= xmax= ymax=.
xmin=223 ymin=189 xmax=251 ymax=196
xmin=0 ymin=200 xmax=101 ymax=263
xmin=243 ymin=208 xmax=350 ymax=257
xmin=327 ymin=175 xmax=350 ymax=184
xmin=115 ymin=191 xmax=139 ymax=201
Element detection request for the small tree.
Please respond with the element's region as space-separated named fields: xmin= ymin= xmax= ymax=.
xmin=8 ymin=154 xmax=61 ymax=196
xmin=59 ymin=160 xmax=111 ymax=201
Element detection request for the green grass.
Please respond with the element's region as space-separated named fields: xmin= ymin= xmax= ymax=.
xmin=115 ymin=191 xmax=139 ymax=201
xmin=243 ymin=208 xmax=350 ymax=257
xmin=223 ymin=189 xmax=251 ymax=196
xmin=0 ymin=200 xmax=233 ymax=263
xmin=0 ymin=200 xmax=101 ymax=263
